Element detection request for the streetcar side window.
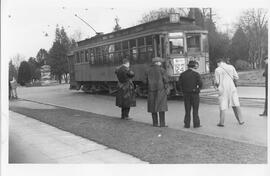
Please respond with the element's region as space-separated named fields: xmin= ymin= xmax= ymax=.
xmin=76 ymin=52 xmax=80 ymax=63
xmin=138 ymin=37 xmax=146 ymax=64
xmin=90 ymin=48 xmax=95 ymax=64
xmin=122 ymin=40 xmax=129 ymax=61
xmin=96 ymin=47 xmax=102 ymax=65
xmin=109 ymin=44 xmax=115 ymax=65
xmin=146 ymin=35 xmax=154 ymax=63
xmin=80 ymin=51 xmax=84 ymax=63
xmin=129 ymin=39 xmax=137 ymax=63
xmin=114 ymin=42 xmax=122 ymax=65
xmin=85 ymin=50 xmax=89 ymax=62
xmin=102 ymin=45 xmax=109 ymax=65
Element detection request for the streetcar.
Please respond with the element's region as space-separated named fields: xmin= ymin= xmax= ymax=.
xmin=67 ymin=14 xmax=210 ymax=96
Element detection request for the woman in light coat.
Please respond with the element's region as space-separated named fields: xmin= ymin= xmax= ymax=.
xmin=10 ymin=77 xmax=18 ymax=99
xmin=215 ymin=58 xmax=244 ymax=127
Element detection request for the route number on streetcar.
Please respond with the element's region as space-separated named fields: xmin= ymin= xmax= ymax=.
xmin=173 ymin=58 xmax=185 ymax=75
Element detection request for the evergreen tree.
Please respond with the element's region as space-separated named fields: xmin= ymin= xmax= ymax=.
xmin=230 ymin=27 xmax=249 ymax=63
xmin=36 ymin=48 xmax=49 ymax=66
xmin=17 ymin=61 xmax=32 ymax=86
xmin=28 ymin=57 xmax=41 ymax=81
xmin=204 ymin=12 xmax=231 ymax=71
xmin=48 ymin=26 xmax=71 ymax=83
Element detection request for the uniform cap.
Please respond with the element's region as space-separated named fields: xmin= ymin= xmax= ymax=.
xmin=187 ymin=60 xmax=197 ymax=68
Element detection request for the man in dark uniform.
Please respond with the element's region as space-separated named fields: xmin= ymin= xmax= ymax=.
xmin=144 ymin=57 xmax=169 ymax=127
xmin=260 ymin=56 xmax=268 ymax=116
xmin=115 ymin=59 xmax=136 ymax=120
xmin=178 ymin=61 xmax=203 ymax=128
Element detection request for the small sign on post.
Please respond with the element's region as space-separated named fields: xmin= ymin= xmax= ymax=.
xmin=169 ymin=13 xmax=180 ymax=23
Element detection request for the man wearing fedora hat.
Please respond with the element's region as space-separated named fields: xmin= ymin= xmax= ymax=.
xmin=144 ymin=57 xmax=169 ymax=127
xmin=178 ymin=60 xmax=202 ymax=128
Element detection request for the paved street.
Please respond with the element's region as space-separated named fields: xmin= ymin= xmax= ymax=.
xmin=9 ymin=111 xmax=147 ymax=164
xmin=15 ymin=84 xmax=267 ymax=146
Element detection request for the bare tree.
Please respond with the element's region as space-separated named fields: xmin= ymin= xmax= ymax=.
xmin=71 ymin=29 xmax=83 ymax=42
xmin=10 ymin=53 xmax=25 ymax=69
xmin=138 ymin=8 xmax=189 ymax=24
xmin=239 ymin=9 xmax=268 ymax=68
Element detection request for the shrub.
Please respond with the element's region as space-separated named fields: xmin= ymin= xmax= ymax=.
xmin=234 ymin=59 xmax=251 ymax=71
xmin=17 ymin=61 xmax=32 ymax=86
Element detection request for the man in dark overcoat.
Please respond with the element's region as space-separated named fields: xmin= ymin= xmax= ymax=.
xmin=178 ymin=61 xmax=202 ymax=128
xmin=145 ymin=57 xmax=169 ymax=127
xmin=260 ymin=56 xmax=268 ymax=116
xmin=115 ymin=59 xmax=136 ymax=120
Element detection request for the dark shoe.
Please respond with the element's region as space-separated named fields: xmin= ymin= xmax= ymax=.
xmin=259 ymin=113 xmax=267 ymax=116
xmin=124 ymin=117 xmax=132 ymax=120
xmin=217 ymin=123 xmax=224 ymax=127
xmin=184 ymin=125 xmax=190 ymax=128
xmin=159 ymin=112 xmax=166 ymax=127
xmin=239 ymin=121 xmax=245 ymax=125
xmin=152 ymin=113 xmax=158 ymax=127
xmin=194 ymin=125 xmax=202 ymax=128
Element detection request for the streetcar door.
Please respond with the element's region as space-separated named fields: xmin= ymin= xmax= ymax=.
xmin=153 ymin=34 xmax=165 ymax=58
xmin=168 ymin=32 xmax=186 ymax=76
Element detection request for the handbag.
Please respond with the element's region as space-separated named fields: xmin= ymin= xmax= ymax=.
xmin=233 ymin=79 xmax=238 ymax=87
xmin=221 ymin=67 xmax=238 ymax=87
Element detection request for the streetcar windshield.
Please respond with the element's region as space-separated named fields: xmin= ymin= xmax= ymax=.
xmin=186 ymin=34 xmax=200 ymax=52
xmin=169 ymin=38 xmax=184 ymax=54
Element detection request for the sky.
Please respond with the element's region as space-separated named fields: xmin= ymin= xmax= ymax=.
xmin=1 ymin=0 xmax=269 ymax=66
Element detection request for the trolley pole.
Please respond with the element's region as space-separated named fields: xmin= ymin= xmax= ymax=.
xmin=74 ymin=14 xmax=102 ymax=35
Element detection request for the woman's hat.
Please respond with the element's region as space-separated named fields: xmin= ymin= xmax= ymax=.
xmin=187 ymin=60 xmax=197 ymax=68
xmin=152 ymin=57 xmax=164 ymax=63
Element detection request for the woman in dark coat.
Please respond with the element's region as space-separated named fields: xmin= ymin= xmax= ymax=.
xmin=145 ymin=57 xmax=169 ymax=127
xmin=115 ymin=59 xmax=136 ymax=120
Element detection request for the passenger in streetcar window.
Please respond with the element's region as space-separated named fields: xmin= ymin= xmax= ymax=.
xmin=115 ymin=59 xmax=136 ymax=120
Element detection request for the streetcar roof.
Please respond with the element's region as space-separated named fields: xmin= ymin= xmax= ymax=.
xmin=76 ymin=16 xmax=206 ymax=47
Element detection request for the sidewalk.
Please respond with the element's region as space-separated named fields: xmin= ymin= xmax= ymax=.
xmin=9 ymin=111 xmax=147 ymax=164
xmin=201 ymin=86 xmax=265 ymax=99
